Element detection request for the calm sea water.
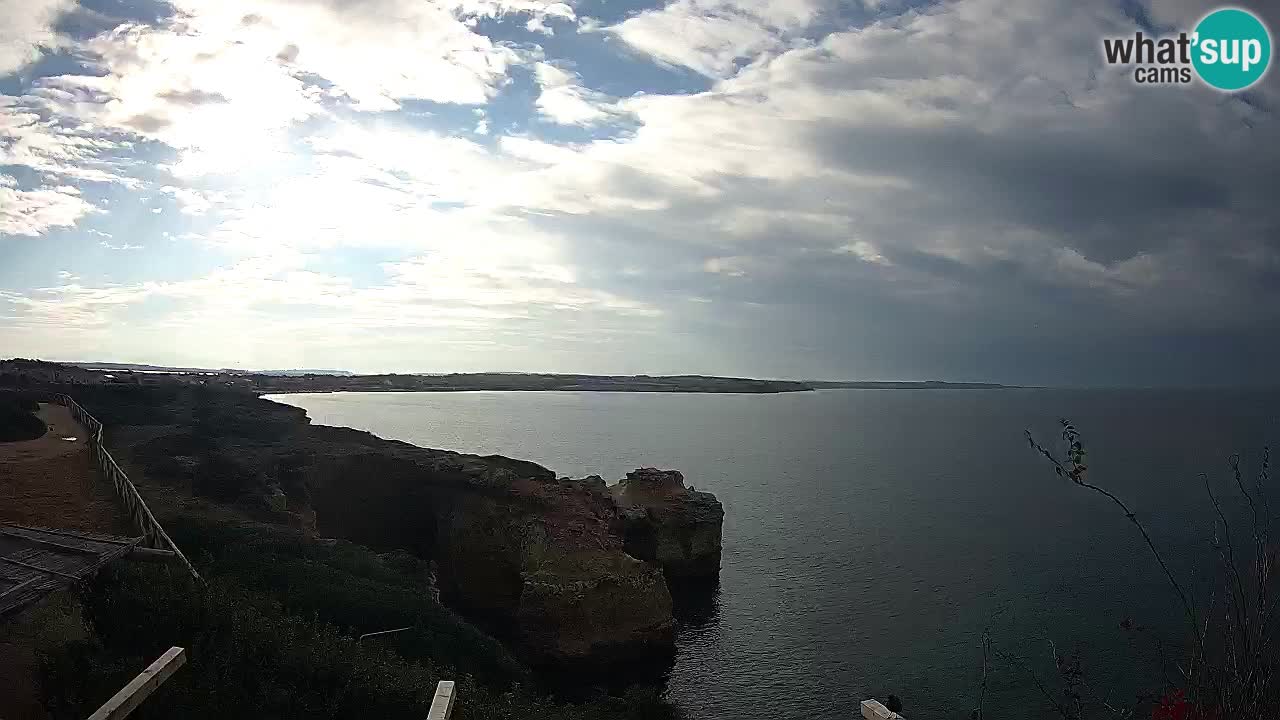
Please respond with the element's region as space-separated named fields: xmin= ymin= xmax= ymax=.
xmin=266 ymin=389 xmax=1280 ymax=720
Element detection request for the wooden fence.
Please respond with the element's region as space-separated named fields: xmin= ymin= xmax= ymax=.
xmin=57 ymin=394 xmax=202 ymax=584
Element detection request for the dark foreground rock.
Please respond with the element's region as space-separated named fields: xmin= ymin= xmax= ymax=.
xmin=297 ymin=434 xmax=676 ymax=667
xmin=611 ymin=468 xmax=724 ymax=582
xmin=44 ymin=384 xmax=718 ymax=672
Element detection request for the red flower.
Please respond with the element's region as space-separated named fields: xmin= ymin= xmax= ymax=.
xmin=1151 ymin=690 xmax=1191 ymax=720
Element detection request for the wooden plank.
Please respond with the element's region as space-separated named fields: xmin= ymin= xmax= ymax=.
xmin=427 ymin=680 xmax=456 ymax=720
xmin=0 ymin=577 xmax=41 ymax=600
xmin=0 ymin=555 xmax=82 ymax=580
xmin=0 ymin=529 xmax=101 ymax=555
xmin=0 ymin=525 xmax=139 ymax=546
xmin=88 ymin=646 xmax=186 ymax=720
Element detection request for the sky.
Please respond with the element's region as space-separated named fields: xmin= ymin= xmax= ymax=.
xmin=0 ymin=0 xmax=1277 ymax=385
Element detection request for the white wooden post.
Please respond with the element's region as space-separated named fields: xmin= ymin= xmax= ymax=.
xmin=427 ymin=680 xmax=456 ymax=720
xmin=88 ymin=647 xmax=187 ymax=720
xmin=861 ymin=699 xmax=905 ymax=719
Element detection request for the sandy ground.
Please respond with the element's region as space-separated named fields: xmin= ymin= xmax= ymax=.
xmin=0 ymin=403 xmax=127 ymax=533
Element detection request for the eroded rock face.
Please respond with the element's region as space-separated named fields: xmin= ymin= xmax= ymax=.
xmin=296 ymin=429 xmax=675 ymax=667
xmin=611 ymin=468 xmax=724 ymax=582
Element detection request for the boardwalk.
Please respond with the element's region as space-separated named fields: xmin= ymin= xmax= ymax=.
xmin=0 ymin=403 xmax=127 ymax=533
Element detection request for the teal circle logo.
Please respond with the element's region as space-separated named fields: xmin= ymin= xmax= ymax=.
xmin=1192 ymin=8 xmax=1271 ymax=91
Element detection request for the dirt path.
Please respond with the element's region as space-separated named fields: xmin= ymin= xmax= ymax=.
xmin=0 ymin=403 xmax=128 ymax=533
xmin=0 ymin=404 xmax=133 ymax=719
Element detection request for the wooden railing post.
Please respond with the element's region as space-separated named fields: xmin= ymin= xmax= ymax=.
xmin=861 ymin=699 xmax=905 ymax=719
xmin=87 ymin=646 xmax=186 ymax=720
xmin=427 ymin=681 xmax=456 ymax=720
xmin=55 ymin=395 xmax=202 ymax=584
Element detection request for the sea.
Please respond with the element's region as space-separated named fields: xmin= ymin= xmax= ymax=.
xmin=264 ymin=388 xmax=1280 ymax=720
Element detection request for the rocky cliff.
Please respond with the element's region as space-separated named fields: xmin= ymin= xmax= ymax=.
xmin=611 ymin=468 xmax=724 ymax=582
xmin=273 ymin=425 xmax=677 ymax=669
xmin=73 ymin=385 xmax=719 ymax=671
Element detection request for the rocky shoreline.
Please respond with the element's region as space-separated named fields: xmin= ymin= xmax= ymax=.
xmin=52 ymin=383 xmax=723 ymax=673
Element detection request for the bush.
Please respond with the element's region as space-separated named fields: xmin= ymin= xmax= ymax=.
xmin=1006 ymin=422 xmax=1279 ymax=719
xmin=163 ymin=513 xmax=528 ymax=686
xmin=32 ymin=508 xmax=683 ymax=720
xmin=39 ymin=564 xmax=680 ymax=720
xmin=0 ymin=394 xmax=46 ymax=442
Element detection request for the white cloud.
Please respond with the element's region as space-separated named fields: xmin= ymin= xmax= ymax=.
xmin=836 ymin=241 xmax=890 ymax=266
xmin=610 ymin=0 xmax=828 ymax=77
xmin=0 ymin=0 xmax=74 ymax=76
xmin=0 ymin=94 xmax=141 ymax=186
xmin=100 ymin=240 xmax=145 ymax=251
xmin=167 ymin=0 xmax=522 ymax=111
xmin=16 ymin=0 xmax=543 ymax=181
xmin=526 ymin=15 xmax=554 ymax=35
xmin=454 ymin=0 xmax=575 ymax=21
xmin=33 ymin=22 xmax=323 ymax=175
xmin=160 ymin=185 xmax=218 ymax=215
xmin=532 ymin=62 xmax=618 ymax=125
xmin=0 ymin=240 xmax=659 ymax=364
xmin=0 ymin=179 xmax=98 ymax=237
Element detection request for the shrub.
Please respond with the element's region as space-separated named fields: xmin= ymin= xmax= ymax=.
xmin=33 ymin=507 xmax=683 ymax=720
xmin=163 ymin=513 xmax=528 ymax=686
xmin=1001 ymin=422 xmax=1279 ymax=719
xmin=0 ymin=394 xmax=46 ymax=442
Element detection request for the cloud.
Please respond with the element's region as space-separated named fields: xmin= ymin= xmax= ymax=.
xmin=100 ymin=240 xmax=145 ymax=250
xmin=532 ymin=62 xmax=618 ymax=125
xmin=0 ymin=241 xmax=659 ymax=371
xmin=159 ymin=185 xmax=217 ymax=214
xmin=0 ymin=94 xmax=142 ymax=186
xmin=19 ymin=0 xmax=548 ymax=177
xmin=1 ymin=0 xmax=1277 ymax=382
xmin=836 ymin=241 xmax=890 ymax=266
xmin=0 ymin=0 xmax=75 ymax=76
xmin=164 ymin=0 xmax=524 ymax=111
xmin=0 ymin=178 xmax=99 ymax=237
xmin=610 ymin=0 xmax=828 ymax=77
xmin=488 ymin=0 xmax=1280 ymax=352
xmin=36 ymin=21 xmax=324 ymax=155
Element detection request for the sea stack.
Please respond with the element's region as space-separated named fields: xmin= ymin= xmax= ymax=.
xmin=610 ymin=468 xmax=724 ymax=582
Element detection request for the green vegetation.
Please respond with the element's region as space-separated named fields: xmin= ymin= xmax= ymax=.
xmin=0 ymin=392 xmax=46 ymax=442
xmin=33 ymin=508 xmax=681 ymax=720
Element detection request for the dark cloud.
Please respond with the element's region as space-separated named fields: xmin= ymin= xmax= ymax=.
xmin=121 ymin=112 xmax=170 ymax=133
xmin=156 ymin=88 xmax=231 ymax=106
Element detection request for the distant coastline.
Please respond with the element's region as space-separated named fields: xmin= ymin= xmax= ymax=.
xmin=11 ymin=360 xmax=1025 ymax=394
xmin=806 ymin=380 xmax=1026 ymax=390
xmin=251 ymin=372 xmax=816 ymax=394
xmin=240 ymin=374 xmax=1026 ymax=394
